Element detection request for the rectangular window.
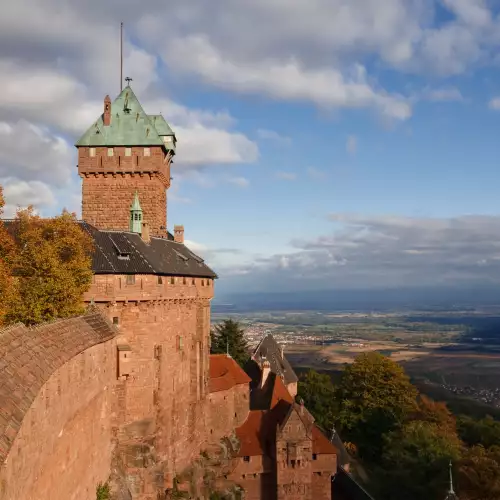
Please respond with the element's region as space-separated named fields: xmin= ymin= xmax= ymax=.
xmin=170 ymin=277 xmax=175 ymax=285
xmin=89 ymin=147 xmax=96 ymax=157
xmin=125 ymin=147 xmax=132 ymax=156
xmin=243 ymin=456 xmax=250 ymax=462
xmin=183 ymin=277 xmax=186 ymax=285
xmin=144 ymin=147 xmax=151 ymax=156
xmin=157 ymin=276 xmax=163 ymax=285
xmin=126 ymin=275 xmax=135 ymax=285
xmin=107 ymin=148 xmax=114 ymax=157
xmin=113 ymin=317 xmax=119 ymax=325
xmin=312 ymin=453 xmax=317 ymax=461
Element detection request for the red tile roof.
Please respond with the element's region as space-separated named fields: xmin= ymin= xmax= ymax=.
xmin=235 ymin=410 xmax=267 ymax=456
xmin=209 ymin=354 xmax=251 ymax=393
xmin=270 ymin=374 xmax=294 ymax=408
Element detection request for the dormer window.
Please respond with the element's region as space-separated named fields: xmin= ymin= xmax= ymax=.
xmin=144 ymin=147 xmax=151 ymax=156
xmin=89 ymin=148 xmax=96 ymax=157
xmin=134 ymin=213 xmax=141 ymax=221
xmin=125 ymin=147 xmax=132 ymax=156
xmin=107 ymin=148 xmax=114 ymax=157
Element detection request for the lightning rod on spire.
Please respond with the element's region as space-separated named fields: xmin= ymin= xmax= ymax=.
xmin=120 ymin=22 xmax=124 ymax=92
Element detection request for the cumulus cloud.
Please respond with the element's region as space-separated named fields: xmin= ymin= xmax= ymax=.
xmin=2 ymin=179 xmax=56 ymax=217
xmin=422 ymin=87 xmax=464 ymax=102
xmin=214 ymin=213 xmax=500 ymax=291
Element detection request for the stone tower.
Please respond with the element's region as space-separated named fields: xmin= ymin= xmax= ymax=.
xmin=76 ymin=84 xmax=177 ymax=237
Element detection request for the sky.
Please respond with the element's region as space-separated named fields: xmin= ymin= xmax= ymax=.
xmin=2 ymin=0 xmax=500 ymax=295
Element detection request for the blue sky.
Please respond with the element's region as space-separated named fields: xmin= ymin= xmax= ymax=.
xmin=2 ymin=0 xmax=500 ymax=294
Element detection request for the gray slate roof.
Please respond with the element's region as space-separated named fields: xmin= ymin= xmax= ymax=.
xmin=2 ymin=220 xmax=217 ymax=279
xmin=79 ymin=222 xmax=217 ymax=278
xmin=332 ymin=466 xmax=375 ymax=500
xmin=252 ymin=334 xmax=298 ymax=384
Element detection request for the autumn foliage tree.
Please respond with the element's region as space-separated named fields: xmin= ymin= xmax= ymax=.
xmin=0 ymin=187 xmax=16 ymax=324
xmin=0 ymin=195 xmax=94 ymax=326
xmin=336 ymin=352 xmax=418 ymax=458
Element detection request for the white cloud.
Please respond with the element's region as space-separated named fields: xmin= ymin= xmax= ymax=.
xmin=275 ymin=171 xmax=297 ymax=181
xmin=165 ymin=36 xmax=412 ymax=121
xmin=2 ymin=179 xmax=56 ymax=217
xmin=228 ymin=177 xmax=250 ymax=188
xmin=488 ymin=97 xmax=500 ymax=110
xmin=346 ymin=135 xmax=357 ymax=155
xmin=0 ymin=120 xmax=73 ymax=185
xmin=257 ymin=129 xmax=292 ymax=145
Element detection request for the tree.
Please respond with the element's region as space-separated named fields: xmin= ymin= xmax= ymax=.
xmin=298 ymin=369 xmax=338 ymax=433
xmin=0 ymin=187 xmax=17 ymax=325
xmin=458 ymin=415 xmax=500 ymax=449
xmin=414 ymin=395 xmax=457 ymax=434
xmin=5 ymin=207 xmax=94 ymax=326
xmin=458 ymin=445 xmax=500 ymax=500
xmin=375 ymin=420 xmax=462 ymax=500
xmin=336 ymin=352 xmax=418 ymax=458
xmin=210 ymin=319 xmax=249 ymax=367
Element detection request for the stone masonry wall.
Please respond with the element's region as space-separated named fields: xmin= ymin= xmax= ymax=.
xmin=208 ymin=384 xmax=249 ymax=444
xmin=228 ymin=456 xmax=276 ymax=500
xmin=0 ymin=340 xmax=116 ymax=500
xmin=85 ymin=274 xmax=214 ymax=493
xmin=78 ymin=146 xmax=171 ymax=236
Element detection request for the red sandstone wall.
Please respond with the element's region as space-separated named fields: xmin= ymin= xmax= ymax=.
xmin=78 ymin=146 xmax=171 ymax=235
xmin=85 ymin=274 xmax=214 ymax=488
xmin=0 ymin=340 xmax=116 ymax=500
xmin=228 ymin=456 xmax=275 ymax=500
xmin=208 ymin=384 xmax=249 ymax=443
xmin=311 ymin=470 xmax=334 ymax=499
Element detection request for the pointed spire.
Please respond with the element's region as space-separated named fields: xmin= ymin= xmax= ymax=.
xmin=226 ymin=339 xmax=231 ymax=358
xmin=449 ymin=460 xmax=455 ymax=494
xmin=445 ymin=461 xmax=458 ymax=500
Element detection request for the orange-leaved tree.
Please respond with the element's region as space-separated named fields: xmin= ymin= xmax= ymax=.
xmin=4 ymin=205 xmax=94 ymax=326
xmin=0 ymin=187 xmax=16 ymax=325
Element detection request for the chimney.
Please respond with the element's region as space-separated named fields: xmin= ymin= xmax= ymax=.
xmin=260 ymin=359 xmax=271 ymax=388
xmin=174 ymin=225 xmax=184 ymax=244
xmin=103 ymin=95 xmax=111 ymax=126
xmin=141 ymin=222 xmax=150 ymax=243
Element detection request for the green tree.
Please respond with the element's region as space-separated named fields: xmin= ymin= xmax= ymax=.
xmin=375 ymin=420 xmax=462 ymax=500
xmin=5 ymin=207 xmax=94 ymax=326
xmin=298 ymin=369 xmax=338 ymax=433
xmin=336 ymin=352 xmax=418 ymax=458
xmin=458 ymin=445 xmax=500 ymax=500
xmin=210 ymin=319 xmax=249 ymax=367
xmin=458 ymin=415 xmax=500 ymax=449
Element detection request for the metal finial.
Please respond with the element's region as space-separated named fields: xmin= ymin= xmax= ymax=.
xmin=226 ymin=339 xmax=230 ymax=357
xmin=330 ymin=423 xmax=337 ymax=443
xmin=125 ymin=77 xmax=133 ymax=86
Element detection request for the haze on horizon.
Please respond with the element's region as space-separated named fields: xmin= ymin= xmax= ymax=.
xmin=2 ymin=1 xmax=500 ymax=296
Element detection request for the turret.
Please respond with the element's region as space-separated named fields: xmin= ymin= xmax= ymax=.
xmin=130 ymin=191 xmax=142 ymax=233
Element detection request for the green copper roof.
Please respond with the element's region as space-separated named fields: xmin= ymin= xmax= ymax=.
xmin=75 ymin=86 xmax=165 ymax=147
xmin=150 ymin=115 xmax=175 ymax=136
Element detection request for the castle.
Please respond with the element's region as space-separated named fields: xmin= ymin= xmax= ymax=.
xmin=0 ymin=84 xmax=369 ymax=499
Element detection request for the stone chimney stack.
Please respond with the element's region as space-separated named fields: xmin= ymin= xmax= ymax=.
xmin=260 ymin=359 xmax=271 ymax=388
xmin=141 ymin=222 xmax=150 ymax=243
xmin=103 ymin=95 xmax=111 ymax=126
xmin=174 ymin=225 xmax=184 ymax=244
